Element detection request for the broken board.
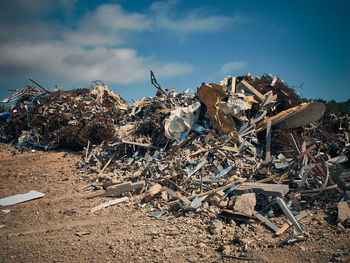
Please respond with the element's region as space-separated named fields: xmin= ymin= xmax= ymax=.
xmin=256 ymin=101 xmax=326 ymax=132
xmin=0 ymin=190 xmax=45 ymax=206
xmin=232 ymin=183 xmax=289 ymax=197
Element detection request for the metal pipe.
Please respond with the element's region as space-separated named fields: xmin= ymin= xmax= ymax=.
xmin=276 ymin=197 xmax=304 ymax=233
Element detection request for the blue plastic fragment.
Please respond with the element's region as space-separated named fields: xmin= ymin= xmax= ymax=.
xmin=213 ymin=166 xmax=233 ymax=180
xmin=26 ymin=92 xmax=46 ymax=127
xmin=26 ymin=135 xmax=48 ymax=150
xmin=0 ymin=111 xmax=10 ymax=120
xmin=221 ymin=178 xmax=247 ymax=200
xmin=178 ymin=132 xmax=187 ymax=142
xmin=149 ymin=210 xmax=166 ymax=218
xmin=193 ymin=124 xmax=206 ymax=133
xmin=189 ymin=195 xmax=208 ymax=209
xmin=185 ymin=159 xmax=207 ymax=181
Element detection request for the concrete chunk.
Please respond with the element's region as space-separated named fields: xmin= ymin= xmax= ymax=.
xmin=234 ymin=193 xmax=256 ymax=216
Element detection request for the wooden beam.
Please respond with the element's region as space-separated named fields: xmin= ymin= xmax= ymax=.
xmin=233 ymin=182 xmax=289 ymax=197
xmin=275 ymin=211 xmax=309 ymax=236
xmin=241 ymin=80 xmax=265 ymax=101
xmin=253 ymin=211 xmax=279 ymax=233
xmin=88 ymin=181 xmax=145 ymax=198
xmin=265 ymin=120 xmax=272 ymax=161
xmin=121 ymin=140 xmax=160 ymax=150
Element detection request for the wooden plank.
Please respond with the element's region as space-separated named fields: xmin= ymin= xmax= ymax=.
xmin=221 ymin=146 xmax=239 ymax=152
xmin=90 ymin=197 xmax=128 ymax=213
xmin=165 ymin=187 xmax=191 ymax=208
xmin=98 ymin=153 xmax=116 ymax=176
xmin=88 ymin=181 xmax=145 ymax=198
xmin=260 ymin=91 xmax=277 ymax=109
xmin=253 ymin=211 xmax=279 ymax=232
xmin=121 ymin=140 xmax=160 ymax=150
xmin=288 ymin=133 xmax=300 ymax=155
xmin=233 ymin=182 xmax=289 ymax=197
xmin=275 ymin=211 xmax=309 ymax=236
xmin=256 ymin=101 xmax=326 ymax=132
xmin=265 ymin=120 xmax=272 ymax=161
xmin=167 ymin=179 xmax=243 ymax=206
xmin=241 ymin=80 xmax=265 ymax=101
xmin=231 ymin=77 xmax=236 ymax=94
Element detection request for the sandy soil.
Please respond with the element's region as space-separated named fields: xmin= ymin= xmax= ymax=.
xmin=0 ymin=143 xmax=349 ymax=262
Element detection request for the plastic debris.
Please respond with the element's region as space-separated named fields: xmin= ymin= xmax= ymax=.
xmin=0 ymin=190 xmax=45 ymax=206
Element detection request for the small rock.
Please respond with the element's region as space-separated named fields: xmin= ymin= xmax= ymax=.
xmin=229 ymin=219 xmax=236 ymax=227
xmin=337 ymin=201 xmax=350 ymax=223
xmin=225 ymin=226 xmax=235 ymax=234
xmin=222 ymin=245 xmax=231 ymax=256
xmin=75 ymin=231 xmax=90 ymax=237
xmin=234 ymin=193 xmax=256 ymax=216
xmin=63 ymin=209 xmax=76 ymax=216
xmin=197 ymin=242 xmax=207 ymax=248
xmin=144 ymin=184 xmax=162 ymax=203
xmin=161 ymin=190 xmax=168 ymax=201
xmin=209 ymin=219 xmax=223 ymax=235
xmin=202 ymin=202 xmax=209 ymax=209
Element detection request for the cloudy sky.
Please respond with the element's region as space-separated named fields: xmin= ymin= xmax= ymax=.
xmin=0 ymin=0 xmax=349 ymax=102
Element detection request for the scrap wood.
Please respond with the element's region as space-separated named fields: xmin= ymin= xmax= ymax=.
xmin=337 ymin=201 xmax=350 ymax=223
xmin=275 ymin=211 xmax=309 ymax=236
xmin=189 ymin=148 xmax=206 ymax=157
xmin=167 ymin=179 xmax=244 ymax=206
xmin=221 ymin=145 xmax=239 ymax=152
xmin=300 ymin=184 xmax=338 ymax=194
xmin=121 ymin=140 xmax=160 ymax=150
xmin=84 ymin=140 xmax=90 ymax=162
xmin=90 ymin=197 xmax=129 ymax=213
xmin=297 ymin=144 xmax=344 ymax=194
xmin=232 ymin=182 xmax=289 ymax=197
xmin=288 ymin=133 xmax=300 ymax=155
xmin=144 ymin=184 xmax=162 ymax=203
xmin=165 ymin=187 xmax=191 ymax=208
xmin=88 ymin=181 xmax=145 ymax=199
xmin=75 ymin=231 xmax=91 ymax=237
xmin=98 ymin=152 xmax=116 ymax=176
xmin=256 ymin=101 xmax=326 ymax=132
xmin=253 ymin=211 xmax=279 ymax=233
xmin=219 ymin=209 xmax=259 ymax=223
xmin=29 ymin=78 xmax=50 ymax=92
xmin=240 ymin=80 xmax=265 ymax=101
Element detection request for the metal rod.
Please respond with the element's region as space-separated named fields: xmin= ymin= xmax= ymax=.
xmin=276 ymin=197 xmax=304 ymax=233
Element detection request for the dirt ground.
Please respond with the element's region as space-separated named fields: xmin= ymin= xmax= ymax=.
xmin=0 ymin=143 xmax=349 ymax=263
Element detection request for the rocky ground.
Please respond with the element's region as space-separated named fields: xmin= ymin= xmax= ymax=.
xmin=0 ymin=143 xmax=349 ymax=262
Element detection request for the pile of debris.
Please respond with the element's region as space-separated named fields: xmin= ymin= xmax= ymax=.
xmin=1 ymin=72 xmax=349 ymax=248
xmin=0 ymin=80 xmax=128 ymax=149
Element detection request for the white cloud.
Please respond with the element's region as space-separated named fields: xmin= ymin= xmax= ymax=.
xmin=0 ymin=43 xmax=193 ymax=84
xmin=63 ymin=4 xmax=152 ymax=46
xmin=150 ymin=0 xmax=245 ymax=33
xmin=0 ymin=1 xmax=249 ymax=90
xmin=219 ymin=61 xmax=248 ymax=75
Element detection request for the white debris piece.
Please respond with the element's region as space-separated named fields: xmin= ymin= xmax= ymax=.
xmin=218 ymin=97 xmax=248 ymax=121
xmin=0 ymin=190 xmax=45 ymax=206
xmin=164 ymin=102 xmax=201 ymax=141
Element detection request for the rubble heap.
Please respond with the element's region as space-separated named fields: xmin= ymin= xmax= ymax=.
xmin=1 ymin=73 xmax=349 ymax=248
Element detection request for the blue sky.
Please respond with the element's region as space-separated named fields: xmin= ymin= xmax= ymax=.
xmin=0 ymin=0 xmax=349 ymax=102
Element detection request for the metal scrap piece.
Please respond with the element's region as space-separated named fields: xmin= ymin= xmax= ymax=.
xmin=276 ymin=197 xmax=304 ymax=233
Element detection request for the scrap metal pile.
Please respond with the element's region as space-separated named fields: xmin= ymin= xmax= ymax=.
xmin=1 ymin=73 xmax=350 ymax=247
